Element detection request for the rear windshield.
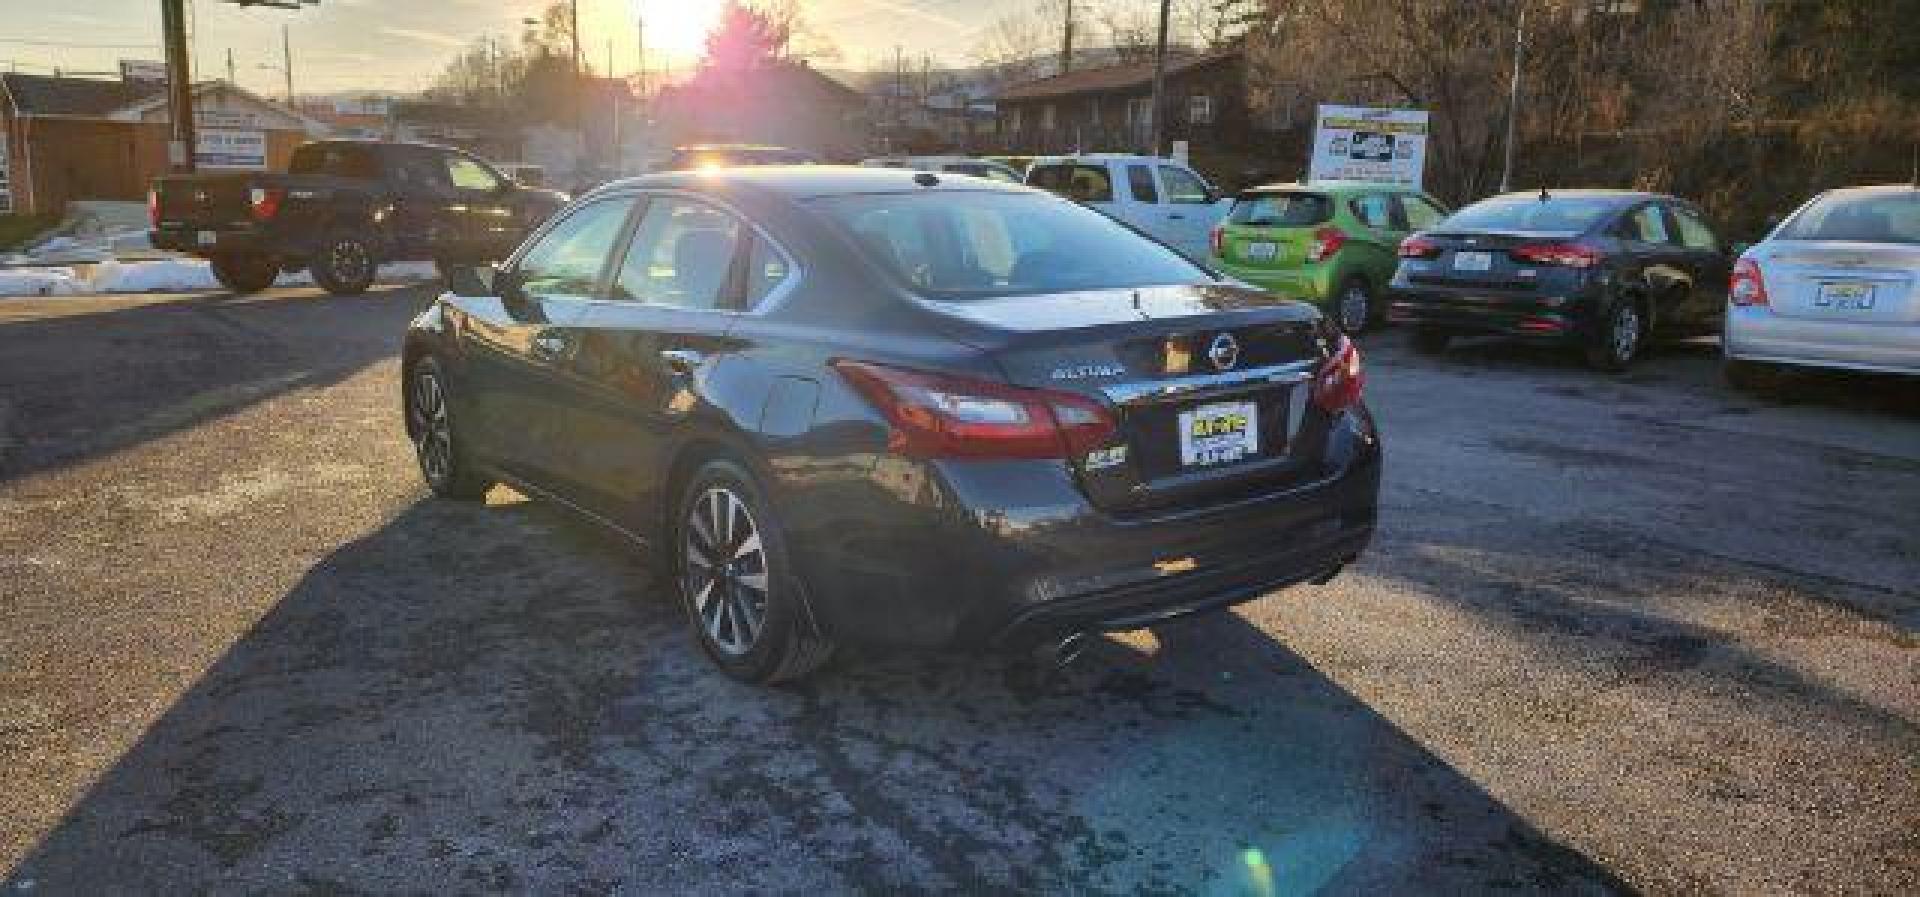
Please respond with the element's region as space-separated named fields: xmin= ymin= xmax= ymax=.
xmin=1776 ymin=192 xmax=1920 ymax=244
xmin=943 ymin=163 xmax=1021 ymax=184
xmin=1026 ymin=164 xmax=1114 ymax=203
xmin=1229 ymin=192 xmax=1331 ymax=227
xmin=1442 ymin=197 xmax=1618 ymax=235
xmin=810 ymin=190 xmax=1207 ymax=300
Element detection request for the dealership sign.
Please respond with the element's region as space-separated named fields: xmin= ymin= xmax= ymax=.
xmin=1306 ymin=105 xmax=1430 ymax=186
xmin=196 ymin=129 xmax=267 ymax=169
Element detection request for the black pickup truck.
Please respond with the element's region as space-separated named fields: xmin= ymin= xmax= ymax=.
xmin=150 ymin=139 xmax=567 ymax=295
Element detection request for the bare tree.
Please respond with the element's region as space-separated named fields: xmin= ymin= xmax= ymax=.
xmin=972 ymin=0 xmax=1069 ymax=83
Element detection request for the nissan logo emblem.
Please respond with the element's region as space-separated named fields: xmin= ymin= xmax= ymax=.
xmin=1207 ymin=333 xmax=1240 ymax=372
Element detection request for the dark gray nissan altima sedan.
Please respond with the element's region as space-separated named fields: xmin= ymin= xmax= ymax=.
xmin=403 ymin=166 xmax=1380 ymax=684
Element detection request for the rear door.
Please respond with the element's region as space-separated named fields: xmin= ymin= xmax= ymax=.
xmin=453 ymin=195 xmax=636 ymax=486
xmin=1617 ymin=202 xmax=1693 ymax=323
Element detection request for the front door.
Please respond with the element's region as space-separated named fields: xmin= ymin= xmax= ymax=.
xmin=454 ymin=195 xmax=636 ymax=488
xmin=1155 ymin=164 xmax=1219 ymax=261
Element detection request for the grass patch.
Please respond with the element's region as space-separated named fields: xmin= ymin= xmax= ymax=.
xmin=0 ymin=213 xmax=60 ymax=252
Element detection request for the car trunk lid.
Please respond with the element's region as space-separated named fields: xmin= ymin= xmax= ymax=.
xmin=1755 ymin=241 xmax=1920 ymax=324
xmin=921 ymin=284 xmax=1338 ymax=515
xmin=1404 ymin=229 xmax=1576 ymax=291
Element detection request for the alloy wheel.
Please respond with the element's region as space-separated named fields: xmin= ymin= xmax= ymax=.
xmin=1612 ymin=303 xmax=1641 ymax=362
xmin=1339 ymin=285 xmax=1370 ymax=333
xmin=409 ymin=369 xmax=453 ymax=487
xmin=331 ymin=239 xmax=371 ymax=285
xmin=683 ymin=487 xmax=770 ymax=656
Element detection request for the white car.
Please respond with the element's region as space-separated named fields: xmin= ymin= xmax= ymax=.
xmin=1724 ymin=185 xmax=1920 ymax=387
xmin=859 ymin=156 xmax=1024 ymax=184
xmin=1023 ymin=154 xmax=1231 ymax=262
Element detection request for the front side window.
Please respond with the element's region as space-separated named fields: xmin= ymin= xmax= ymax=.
xmin=611 ymin=197 xmax=744 ymax=310
xmin=1672 ymin=206 xmax=1720 ymax=250
xmin=1398 ymin=194 xmax=1447 ymax=230
xmin=515 ymin=198 xmax=635 ymax=298
xmin=1350 ymin=194 xmax=1393 ymax=228
xmin=1158 ymin=165 xmax=1211 ymax=204
xmin=1027 ymin=164 xmax=1114 ymax=203
xmin=1776 ymin=192 xmax=1920 ymax=244
xmin=812 ymin=190 xmax=1207 ymax=300
xmin=444 ymin=154 xmax=501 ymax=192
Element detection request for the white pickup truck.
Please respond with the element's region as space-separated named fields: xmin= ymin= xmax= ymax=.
xmin=1024 ymin=154 xmax=1232 ymax=261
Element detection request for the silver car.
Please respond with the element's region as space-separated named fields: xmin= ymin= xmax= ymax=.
xmin=1724 ymin=186 xmax=1920 ymax=387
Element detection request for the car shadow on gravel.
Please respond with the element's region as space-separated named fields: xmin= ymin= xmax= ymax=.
xmin=0 ymin=286 xmax=434 ymax=483
xmin=6 ymin=494 xmax=1629 ymax=895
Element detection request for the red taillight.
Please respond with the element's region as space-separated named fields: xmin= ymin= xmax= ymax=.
xmin=1307 ymin=226 xmax=1347 ymax=263
xmin=1730 ymin=257 xmax=1769 ymax=307
xmin=1509 ymin=242 xmax=1599 ymax=268
xmin=147 ymin=188 xmax=160 ymax=228
xmin=1208 ymin=224 xmax=1225 ymax=259
xmin=831 ymin=360 xmax=1118 ymax=460
xmin=1397 ymin=234 xmax=1439 ymax=259
xmin=1311 ymin=336 xmax=1365 ymax=413
xmin=248 ymin=187 xmax=284 ymax=222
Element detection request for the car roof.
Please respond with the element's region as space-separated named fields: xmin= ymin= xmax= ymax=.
xmin=1477 ymin=188 xmax=1667 ymax=203
xmin=1241 ymin=180 xmax=1426 ymax=196
xmin=1028 ymin=153 xmax=1170 ymax=164
xmin=592 ymin=165 xmax=1035 ymax=200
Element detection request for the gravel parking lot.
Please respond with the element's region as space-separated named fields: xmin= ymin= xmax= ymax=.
xmin=2 ymin=285 xmax=1915 ymax=894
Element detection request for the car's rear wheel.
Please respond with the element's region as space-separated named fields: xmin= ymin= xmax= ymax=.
xmin=406 ymin=357 xmax=491 ymax=500
xmin=1335 ymin=277 xmax=1375 ymax=334
xmin=312 ymin=230 xmax=377 ymax=296
xmin=1585 ymin=298 xmax=1644 ymax=372
xmin=676 ymin=460 xmax=834 ymax=684
xmin=209 ymin=253 xmax=279 ymax=293
xmin=1411 ymin=327 xmax=1451 ymax=356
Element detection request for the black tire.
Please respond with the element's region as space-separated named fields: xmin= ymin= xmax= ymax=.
xmin=311 ymin=229 xmax=378 ymax=296
xmin=405 ymin=356 xmax=492 ymax=501
xmin=675 ymin=459 xmax=835 ymax=684
xmin=209 ymin=253 xmax=279 ymax=293
xmin=1723 ymin=357 xmax=1782 ymax=393
xmin=1585 ymin=297 xmax=1645 ymax=372
xmin=1333 ymin=277 xmax=1376 ymax=334
xmin=1411 ymin=327 xmax=1451 ymax=356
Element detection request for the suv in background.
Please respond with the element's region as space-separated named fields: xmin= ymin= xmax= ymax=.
xmin=1211 ymin=181 xmax=1449 ymax=333
xmin=1388 ymin=190 xmax=1732 ymax=371
xmin=860 ymin=156 xmax=1024 ymax=183
xmin=1025 ymin=154 xmax=1229 ymax=261
xmin=661 ymin=144 xmax=820 ymax=170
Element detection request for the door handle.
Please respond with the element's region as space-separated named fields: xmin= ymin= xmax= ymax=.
xmin=530 ymin=332 xmax=570 ymax=360
xmin=660 ymin=348 xmax=705 ymax=375
xmin=1167 ymin=213 xmax=1186 ymax=220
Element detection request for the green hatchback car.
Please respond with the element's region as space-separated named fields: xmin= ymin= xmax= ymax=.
xmin=1210 ymin=181 xmax=1449 ymax=332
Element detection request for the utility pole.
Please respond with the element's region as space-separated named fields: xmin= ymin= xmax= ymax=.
xmin=225 ymin=47 xmax=235 ymax=85
xmin=1061 ymin=0 xmax=1074 ymax=75
xmin=570 ymin=0 xmax=585 ymax=159
xmin=894 ymin=45 xmax=905 ymax=131
xmin=608 ymin=38 xmax=620 ymax=173
xmin=635 ymin=15 xmax=646 ymax=98
xmin=1499 ymin=4 xmax=1525 ymax=193
xmin=281 ymin=25 xmax=294 ymax=105
xmin=1146 ymin=0 xmax=1171 ymax=156
xmin=161 ymin=0 xmax=196 ymax=173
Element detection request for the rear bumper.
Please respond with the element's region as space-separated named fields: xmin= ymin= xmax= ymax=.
xmin=150 ymin=225 xmax=272 ymax=257
xmin=1386 ymin=282 xmax=1599 ymax=341
xmin=784 ymin=409 xmax=1382 ymax=649
xmin=1724 ymin=306 xmax=1920 ymax=375
xmin=1216 ymin=262 xmax=1331 ymax=302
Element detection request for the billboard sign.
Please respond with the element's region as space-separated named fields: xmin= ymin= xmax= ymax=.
xmin=196 ymin=129 xmax=268 ymax=169
xmin=1307 ymin=105 xmax=1430 ymax=186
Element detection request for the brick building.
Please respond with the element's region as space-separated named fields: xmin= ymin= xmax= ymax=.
xmin=0 ymin=73 xmax=325 ymax=215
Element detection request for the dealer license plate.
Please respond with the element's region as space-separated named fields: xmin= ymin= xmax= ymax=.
xmin=1453 ymin=251 xmax=1492 ymax=272
xmin=1815 ymin=281 xmax=1875 ymax=310
xmin=1178 ymin=401 xmax=1260 ymax=467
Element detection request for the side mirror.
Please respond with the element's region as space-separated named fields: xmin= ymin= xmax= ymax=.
xmin=447 ymin=263 xmax=501 ymax=297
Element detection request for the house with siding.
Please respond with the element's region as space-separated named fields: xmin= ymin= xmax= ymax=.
xmin=994 ymin=48 xmax=1250 ymax=156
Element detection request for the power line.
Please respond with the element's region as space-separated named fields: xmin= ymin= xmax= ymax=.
xmin=0 ymin=38 xmax=161 ymax=50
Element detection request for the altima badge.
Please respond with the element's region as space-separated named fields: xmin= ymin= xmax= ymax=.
xmin=1050 ymin=363 xmax=1126 ymax=380
xmin=1207 ymin=333 xmax=1240 ymax=372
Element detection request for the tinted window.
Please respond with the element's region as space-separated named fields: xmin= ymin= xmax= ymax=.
xmin=1350 ymin=194 xmax=1392 ymax=228
xmin=1127 ymin=164 xmax=1159 ymax=203
xmin=445 ymin=154 xmax=501 ymax=192
xmin=1027 ymin=164 xmax=1114 ymax=203
xmin=1399 ymin=195 xmax=1447 ymax=229
xmin=1777 ymin=192 xmax=1920 ymax=244
xmin=812 ymin=190 xmax=1206 ymax=300
xmin=516 ymin=198 xmax=635 ymax=298
xmin=289 ymin=144 xmax=377 ymax=178
xmin=1158 ymin=165 xmax=1211 ymax=204
xmin=611 ymin=198 xmax=744 ymax=310
xmin=1624 ymin=205 xmax=1672 ymax=243
xmin=1443 ymin=197 xmax=1617 ymax=235
xmin=1672 ymin=206 xmax=1720 ymax=250
xmin=1229 ymin=192 xmax=1331 ymax=227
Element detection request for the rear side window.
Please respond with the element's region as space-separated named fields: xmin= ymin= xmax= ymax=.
xmin=1443 ymin=197 xmax=1616 ymax=235
xmin=1622 ymin=205 xmax=1672 ymax=243
xmin=611 ymin=198 xmax=745 ymax=310
xmin=1350 ymin=194 xmax=1393 ymax=228
xmin=1777 ymin=192 xmax=1920 ymax=244
xmin=744 ymin=234 xmax=792 ymax=307
xmin=1127 ymin=164 xmax=1159 ymax=203
xmin=1672 ymin=207 xmax=1720 ymax=250
xmin=811 ymin=190 xmax=1204 ymax=299
xmin=1228 ymin=192 xmax=1331 ymax=227
xmin=1027 ymin=164 xmax=1114 ymax=203
xmin=1399 ymin=195 xmax=1447 ymax=230
xmin=516 ymin=198 xmax=635 ymax=299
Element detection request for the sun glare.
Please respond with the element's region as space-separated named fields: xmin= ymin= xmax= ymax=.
xmin=632 ymin=0 xmax=724 ymax=60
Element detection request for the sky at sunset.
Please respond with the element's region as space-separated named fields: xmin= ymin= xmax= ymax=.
xmin=3 ymin=0 xmax=1027 ymax=96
